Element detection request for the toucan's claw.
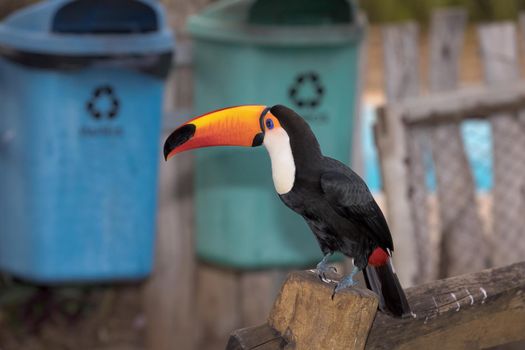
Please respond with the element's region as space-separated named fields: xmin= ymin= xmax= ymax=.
xmin=331 ymin=266 xmax=360 ymax=300
xmin=331 ymin=276 xmax=358 ymax=299
xmin=315 ymin=253 xmax=337 ymax=283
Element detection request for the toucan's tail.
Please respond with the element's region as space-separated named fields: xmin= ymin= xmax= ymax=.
xmin=363 ymin=259 xmax=412 ymax=318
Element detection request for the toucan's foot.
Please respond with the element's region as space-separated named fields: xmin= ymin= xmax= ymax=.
xmin=315 ymin=253 xmax=337 ymax=283
xmin=331 ymin=267 xmax=359 ymax=300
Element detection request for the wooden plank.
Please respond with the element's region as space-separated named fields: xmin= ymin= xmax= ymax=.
xmin=144 ymin=1 xmax=207 ymax=348
xmin=404 ymin=127 xmax=433 ymax=284
xmin=479 ymin=22 xmax=525 ymax=267
xmin=226 ymin=324 xmax=286 ymax=350
xmin=144 ymin=150 xmax=196 ymax=350
xmin=382 ymin=23 xmax=420 ymax=102
xmin=366 ymin=261 xmax=525 ymax=349
xmin=407 ymin=8 xmax=469 ymax=283
xmin=427 ymin=8 xmax=488 ymax=278
xmin=428 ymin=9 xmax=467 ymax=92
xmin=195 ymin=264 xmax=242 ymax=350
xmin=268 ymin=271 xmax=378 ymax=350
xmin=378 ymin=23 xmax=420 ymax=286
xmin=239 ymin=270 xmax=287 ymax=328
xmin=380 ymin=81 xmax=525 ymax=124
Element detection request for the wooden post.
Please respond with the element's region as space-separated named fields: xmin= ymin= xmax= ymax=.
xmin=408 ymin=8 xmax=470 ymax=282
xmin=377 ymin=23 xmax=420 ymax=286
xmin=144 ymin=149 xmax=196 ymax=350
xmin=228 ymin=271 xmax=379 ymax=350
xmin=144 ymin=2 xmax=216 ymax=349
xmin=228 ymin=261 xmax=525 ymax=350
xmin=268 ymin=272 xmax=378 ymax=350
xmin=428 ymin=9 xmax=488 ymax=278
xmin=478 ymin=23 xmax=525 ymax=268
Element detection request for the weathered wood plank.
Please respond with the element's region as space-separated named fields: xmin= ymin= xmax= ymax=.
xmin=226 ymin=324 xmax=286 ymax=350
xmin=378 ymin=23 xmax=420 ymax=286
xmin=145 ymin=2 xmax=207 ymax=349
xmin=380 ymin=81 xmax=525 ymax=125
xmin=428 ymin=8 xmax=488 ymax=278
xmin=240 ymin=270 xmax=288 ymax=328
xmin=382 ymin=23 xmax=420 ymax=102
xmin=428 ymin=9 xmax=466 ymax=92
xmin=268 ymin=271 xmax=378 ymax=350
xmin=404 ymin=127 xmax=433 ymax=284
xmin=479 ymin=22 xmax=525 ymax=268
xmin=196 ymin=264 xmax=242 ymax=350
xmin=366 ymin=261 xmax=525 ymax=349
xmin=144 ymin=148 xmax=196 ymax=350
xmin=412 ymin=8 xmax=469 ymax=282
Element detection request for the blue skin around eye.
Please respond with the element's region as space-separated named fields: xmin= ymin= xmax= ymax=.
xmin=266 ymin=119 xmax=274 ymax=129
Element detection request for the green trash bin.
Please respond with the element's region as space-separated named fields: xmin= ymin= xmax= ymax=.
xmin=188 ymin=0 xmax=365 ymax=268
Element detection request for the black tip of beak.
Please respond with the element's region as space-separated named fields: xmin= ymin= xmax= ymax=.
xmin=163 ymin=124 xmax=196 ymax=161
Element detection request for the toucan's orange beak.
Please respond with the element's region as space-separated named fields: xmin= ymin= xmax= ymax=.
xmin=163 ymin=105 xmax=268 ymax=160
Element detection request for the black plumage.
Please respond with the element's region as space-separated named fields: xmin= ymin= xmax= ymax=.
xmin=162 ymin=103 xmax=412 ymax=318
xmin=270 ymin=105 xmax=411 ymax=317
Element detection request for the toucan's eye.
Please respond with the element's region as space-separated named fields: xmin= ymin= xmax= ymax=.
xmin=265 ymin=119 xmax=274 ymax=130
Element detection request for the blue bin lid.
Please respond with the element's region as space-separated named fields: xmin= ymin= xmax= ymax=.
xmin=188 ymin=0 xmax=365 ymax=47
xmin=0 ymin=0 xmax=174 ymax=56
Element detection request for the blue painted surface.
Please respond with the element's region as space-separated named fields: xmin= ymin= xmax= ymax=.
xmin=0 ymin=63 xmax=165 ymax=282
xmin=0 ymin=0 xmax=172 ymax=282
xmin=0 ymin=0 xmax=173 ymax=56
xmin=362 ymin=104 xmax=493 ymax=192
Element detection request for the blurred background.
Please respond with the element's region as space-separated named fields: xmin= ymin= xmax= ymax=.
xmin=0 ymin=0 xmax=524 ymax=349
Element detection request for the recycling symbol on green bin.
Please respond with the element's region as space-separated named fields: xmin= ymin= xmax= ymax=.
xmin=288 ymin=72 xmax=325 ymax=109
xmin=86 ymin=85 xmax=120 ymax=120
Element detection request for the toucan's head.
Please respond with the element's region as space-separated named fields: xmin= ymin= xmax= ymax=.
xmin=163 ymin=104 xmax=319 ymax=161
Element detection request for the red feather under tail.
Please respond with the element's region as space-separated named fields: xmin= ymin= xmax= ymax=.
xmin=363 ymin=251 xmax=412 ymax=318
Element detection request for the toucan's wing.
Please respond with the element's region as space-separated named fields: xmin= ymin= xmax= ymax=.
xmin=320 ymin=170 xmax=393 ymax=251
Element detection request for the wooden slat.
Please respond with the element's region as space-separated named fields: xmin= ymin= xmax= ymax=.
xmin=366 ymin=261 xmax=525 ymax=349
xmin=144 ymin=150 xmax=196 ymax=350
xmin=410 ymin=8 xmax=469 ymax=282
xmin=226 ymin=324 xmax=285 ymax=350
xmin=382 ymin=23 xmax=420 ymax=101
xmin=195 ymin=264 xmax=241 ymax=350
xmin=428 ymin=9 xmax=466 ymax=92
xmin=144 ymin=2 xmax=208 ymax=348
xmin=404 ymin=127 xmax=432 ymax=283
xmin=427 ymin=8 xmax=488 ymax=278
xmin=380 ymin=81 xmax=525 ymax=124
xmin=378 ymin=23 xmax=420 ymax=286
xmin=479 ymin=23 xmax=525 ymax=268
xmin=239 ymin=271 xmax=287 ymax=327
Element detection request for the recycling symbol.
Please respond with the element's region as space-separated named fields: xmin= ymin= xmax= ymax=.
xmin=288 ymin=72 xmax=325 ymax=109
xmin=86 ymin=85 xmax=120 ymax=120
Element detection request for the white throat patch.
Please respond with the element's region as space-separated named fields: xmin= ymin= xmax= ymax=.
xmin=263 ymin=128 xmax=296 ymax=195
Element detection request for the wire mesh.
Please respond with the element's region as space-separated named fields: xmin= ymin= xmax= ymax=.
xmin=405 ymin=112 xmax=525 ymax=280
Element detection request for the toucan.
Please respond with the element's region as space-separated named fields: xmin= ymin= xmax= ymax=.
xmin=163 ymin=105 xmax=412 ymax=318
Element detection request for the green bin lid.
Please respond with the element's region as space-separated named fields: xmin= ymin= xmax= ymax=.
xmin=187 ymin=0 xmax=364 ymax=47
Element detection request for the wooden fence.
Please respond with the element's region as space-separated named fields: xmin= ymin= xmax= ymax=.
xmin=227 ymin=64 xmax=525 ymax=350
xmin=228 ymin=261 xmax=525 ymax=349
xmin=377 ymin=9 xmax=525 ymax=287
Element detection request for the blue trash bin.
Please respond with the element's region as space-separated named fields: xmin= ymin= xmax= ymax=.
xmin=0 ymin=0 xmax=174 ymax=282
